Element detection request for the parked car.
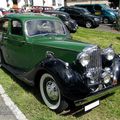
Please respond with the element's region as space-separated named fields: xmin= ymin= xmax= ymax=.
xmin=43 ymin=10 xmax=78 ymax=33
xmin=0 ymin=8 xmax=10 ymax=17
xmin=0 ymin=14 xmax=120 ymax=113
xmin=27 ymin=6 xmax=54 ymax=13
xmin=58 ymin=6 xmax=100 ymax=28
xmin=75 ymin=4 xmax=119 ymax=24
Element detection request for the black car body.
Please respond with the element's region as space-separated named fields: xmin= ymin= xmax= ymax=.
xmin=75 ymin=4 xmax=119 ymax=24
xmin=59 ymin=6 xmax=100 ymax=28
xmin=43 ymin=10 xmax=78 ymax=33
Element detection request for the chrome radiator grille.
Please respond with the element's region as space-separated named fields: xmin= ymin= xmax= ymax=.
xmin=87 ymin=48 xmax=102 ymax=81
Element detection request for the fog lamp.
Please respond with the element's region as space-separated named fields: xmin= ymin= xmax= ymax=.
xmin=102 ymin=72 xmax=111 ymax=84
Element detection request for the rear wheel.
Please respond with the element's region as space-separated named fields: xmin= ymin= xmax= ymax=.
xmin=103 ymin=18 xmax=109 ymax=24
xmin=85 ymin=21 xmax=93 ymax=28
xmin=39 ymin=73 xmax=68 ymax=113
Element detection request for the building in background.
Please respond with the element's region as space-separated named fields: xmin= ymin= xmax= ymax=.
xmin=66 ymin=0 xmax=109 ymax=6
xmin=0 ymin=0 xmax=64 ymax=9
xmin=0 ymin=0 xmax=110 ymax=10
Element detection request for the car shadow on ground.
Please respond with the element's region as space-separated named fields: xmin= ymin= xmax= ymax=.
xmin=1 ymin=67 xmax=45 ymax=105
xmin=1 ymin=68 xmax=115 ymax=117
xmin=60 ymin=93 xmax=114 ymax=117
xmin=116 ymin=37 xmax=120 ymax=40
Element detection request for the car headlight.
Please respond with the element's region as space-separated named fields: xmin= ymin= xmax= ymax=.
xmin=102 ymin=71 xmax=111 ymax=84
xmin=65 ymin=21 xmax=69 ymax=25
xmin=94 ymin=18 xmax=99 ymax=21
xmin=103 ymin=48 xmax=115 ymax=61
xmin=77 ymin=52 xmax=90 ymax=67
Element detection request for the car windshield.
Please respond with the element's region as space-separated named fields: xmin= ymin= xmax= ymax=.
xmin=76 ymin=8 xmax=90 ymax=15
xmin=101 ymin=4 xmax=110 ymax=10
xmin=81 ymin=9 xmax=90 ymax=15
xmin=26 ymin=19 xmax=67 ymax=36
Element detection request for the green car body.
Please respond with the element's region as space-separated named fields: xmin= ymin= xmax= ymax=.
xmin=0 ymin=13 xmax=120 ymax=113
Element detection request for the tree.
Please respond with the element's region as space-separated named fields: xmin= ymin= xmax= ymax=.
xmin=109 ymin=0 xmax=119 ymax=8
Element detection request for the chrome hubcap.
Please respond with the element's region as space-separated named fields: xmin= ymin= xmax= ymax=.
xmin=104 ymin=19 xmax=108 ymax=24
xmin=46 ymin=80 xmax=59 ymax=101
xmin=86 ymin=22 xmax=92 ymax=28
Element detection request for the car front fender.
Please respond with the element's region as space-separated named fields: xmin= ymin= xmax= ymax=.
xmin=40 ymin=57 xmax=91 ymax=100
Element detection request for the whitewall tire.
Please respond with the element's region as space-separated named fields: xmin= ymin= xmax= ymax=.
xmin=39 ymin=73 xmax=68 ymax=113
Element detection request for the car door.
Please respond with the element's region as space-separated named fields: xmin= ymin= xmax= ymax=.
xmin=94 ymin=5 xmax=102 ymax=16
xmin=0 ymin=18 xmax=11 ymax=64
xmin=67 ymin=9 xmax=83 ymax=25
xmin=1 ymin=19 xmax=34 ymax=71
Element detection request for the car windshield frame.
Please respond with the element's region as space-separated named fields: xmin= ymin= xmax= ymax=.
xmin=25 ymin=19 xmax=68 ymax=37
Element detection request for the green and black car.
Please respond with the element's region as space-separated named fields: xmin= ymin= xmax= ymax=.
xmin=0 ymin=13 xmax=120 ymax=113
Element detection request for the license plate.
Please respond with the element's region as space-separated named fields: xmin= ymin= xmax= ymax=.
xmin=85 ymin=100 xmax=99 ymax=112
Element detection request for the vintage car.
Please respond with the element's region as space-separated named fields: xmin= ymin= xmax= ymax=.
xmin=0 ymin=13 xmax=120 ymax=113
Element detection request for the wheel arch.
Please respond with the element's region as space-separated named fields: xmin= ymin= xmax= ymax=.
xmin=33 ymin=57 xmax=90 ymax=101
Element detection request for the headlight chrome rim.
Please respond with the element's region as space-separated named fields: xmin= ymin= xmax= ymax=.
xmin=103 ymin=47 xmax=115 ymax=61
xmin=77 ymin=52 xmax=90 ymax=67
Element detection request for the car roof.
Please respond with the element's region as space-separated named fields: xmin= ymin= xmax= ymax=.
xmin=75 ymin=4 xmax=104 ymax=6
xmin=4 ymin=13 xmax=60 ymax=21
xmin=65 ymin=6 xmax=88 ymax=11
xmin=44 ymin=10 xmax=69 ymax=15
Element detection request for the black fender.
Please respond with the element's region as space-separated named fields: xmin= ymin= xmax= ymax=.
xmin=39 ymin=57 xmax=91 ymax=101
xmin=113 ymin=56 xmax=120 ymax=84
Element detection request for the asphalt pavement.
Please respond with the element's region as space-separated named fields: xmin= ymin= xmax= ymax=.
xmin=0 ymin=95 xmax=17 ymax=120
xmin=96 ymin=24 xmax=120 ymax=34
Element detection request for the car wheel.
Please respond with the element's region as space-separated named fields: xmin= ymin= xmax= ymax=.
xmin=103 ymin=18 xmax=109 ymax=24
xmin=85 ymin=21 xmax=93 ymax=28
xmin=39 ymin=73 xmax=68 ymax=113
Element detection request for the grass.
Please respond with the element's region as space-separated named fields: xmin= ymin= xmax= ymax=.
xmin=0 ymin=27 xmax=120 ymax=120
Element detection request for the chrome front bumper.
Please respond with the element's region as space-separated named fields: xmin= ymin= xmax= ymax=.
xmin=74 ymin=85 xmax=120 ymax=107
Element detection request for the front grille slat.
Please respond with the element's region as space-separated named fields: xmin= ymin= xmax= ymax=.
xmin=87 ymin=47 xmax=102 ymax=82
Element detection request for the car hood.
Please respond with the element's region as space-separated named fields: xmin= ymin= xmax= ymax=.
xmin=29 ymin=35 xmax=94 ymax=52
xmin=103 ymin=9 xmax=117 ymax=15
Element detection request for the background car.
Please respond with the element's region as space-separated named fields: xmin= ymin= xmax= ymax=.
xmin=58 ymin=6 xmax=100 ymax=28
xmin=43 ymin=10 xmax=78 ymax=33
xmin=0 ymin=8 xmax=10 ymax=17
xmin=75 ymin=4 xmax=118 ymax=24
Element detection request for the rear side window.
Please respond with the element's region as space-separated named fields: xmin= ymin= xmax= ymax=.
xmin=11 ymin=20 xmax=23 ymax=35
xmin=0 ymin=19 xmax=9 ymax=32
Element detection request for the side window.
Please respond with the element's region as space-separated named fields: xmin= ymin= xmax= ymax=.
xmin=0 ymin=20 xmax=9 ymax=32
xmin=11 ymin=20 xmax=23 ymax=35
xmin=60 ymin=7 xmax=65 ymax=11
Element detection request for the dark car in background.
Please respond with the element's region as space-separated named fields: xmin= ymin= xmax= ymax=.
xmin=58 ymin=6 xmax=100 ymax=28
xmin=75 ymin=4 xmax=118 ymax=24
xmin=44 ymin=10 xmax=78 ymax=33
